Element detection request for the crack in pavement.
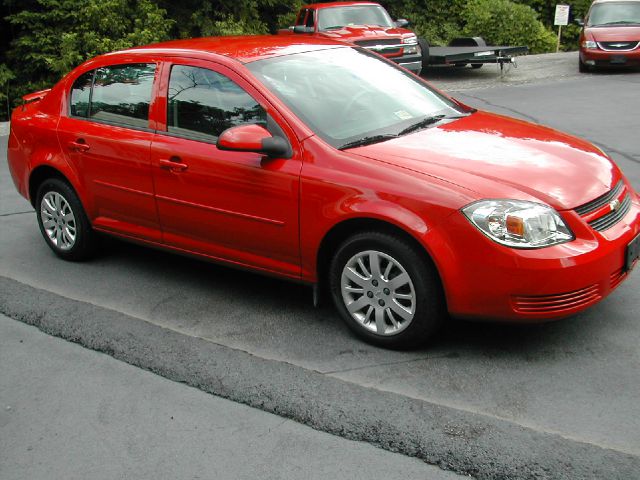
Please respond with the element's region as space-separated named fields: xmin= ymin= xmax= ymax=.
xmin=452 ymin=96 xmax=639 ymax=167
xmin=593 ymin=142 xmax=640 ymax=165
xmin=321 ymin=354 xmax=454 ymax=375
xmin=0 ymin=210 xmax=34 ymax=217
xmin=457 ymin=94 xmax=542 ymax=124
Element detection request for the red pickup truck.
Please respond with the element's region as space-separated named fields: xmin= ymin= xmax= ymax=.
xmin=281 ymin=1 xmax=528 ymax=75
xmin=280 ymin=1 xmax=423 ymax=74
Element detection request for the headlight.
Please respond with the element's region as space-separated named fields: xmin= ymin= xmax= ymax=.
xmin=402 ymin=35 xmax=417 ymax=45
xmin=582 ymin=40 xmax=597 ymax=49
xmin=462 ymin=200 xmax=574 ymax=248
xmin=403 ymin=44 xmax=420 ymax=55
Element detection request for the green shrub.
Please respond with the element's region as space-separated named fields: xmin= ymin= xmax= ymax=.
xmin=0 ymin=64 xmax=15 ymax=121
xmin=461 ymin=0 xmax=557 ymax=53
xmin=388 ymin=0 xmax=466 ymax=45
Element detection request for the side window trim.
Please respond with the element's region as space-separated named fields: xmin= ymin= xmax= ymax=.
xmin=87 ymin=70 xmax=96 ymax=118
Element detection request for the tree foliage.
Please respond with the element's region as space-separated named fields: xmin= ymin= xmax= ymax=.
xmin=461 ymin=0 xmax=557 ymax=54
xmin=1 ymin=0 xmax=173 ymax=119
xmin=0 ymin=0 xmax=589 ymax=120
xmin=386 ymin=0 xmax=467 ymax=46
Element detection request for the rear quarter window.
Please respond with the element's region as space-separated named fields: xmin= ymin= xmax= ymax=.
xmin=70 ymin=71 xmax=94 ymax=118
xmin=69 ymin=63 xmax=156 ymax=129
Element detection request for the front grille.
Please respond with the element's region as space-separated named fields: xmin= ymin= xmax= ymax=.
xmin=512 ymin=284 xmax=601 ymax=314
xmin=574 ymin=180 xmax=631 ymax=232
xmin=355 ymin=39 xmax=400 ymax=47
xmin=598 ymin=41 xmax=639 ymax=52
xmin=588 ymin=194 xmax=632 ymax=231
xmin=355 ymin=39 xmax=403 ymax=56
xmin=575 ymin=181 xmax=623 ymax=215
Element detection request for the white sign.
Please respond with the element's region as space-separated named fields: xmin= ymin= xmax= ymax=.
xmin=554 ymin=4 xmax=570 ymax=26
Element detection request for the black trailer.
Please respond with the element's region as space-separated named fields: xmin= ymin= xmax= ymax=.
xmin=418 ymin=37 xmax=528 ymax=74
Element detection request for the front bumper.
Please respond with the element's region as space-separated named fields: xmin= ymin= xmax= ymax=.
xmin=580 ymin=47 xmax=640 ymax=68
xmin=432 ymin=190 xmax=640 ymax=321
xmin=392 ymin=53 xmax=423 ymax=74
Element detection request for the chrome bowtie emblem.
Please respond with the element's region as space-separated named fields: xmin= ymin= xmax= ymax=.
xmin=610 ymin=199 xmax=622 ymax=212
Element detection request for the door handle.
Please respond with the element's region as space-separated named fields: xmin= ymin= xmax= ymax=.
xmin=68 ymin=140 xmax=90 ymax=152
xmin=159 ymin=157 xmax=188 ymax=172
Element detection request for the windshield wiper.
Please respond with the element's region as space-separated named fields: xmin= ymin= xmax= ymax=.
xmin=397 ymin=114 xmax=466 ymax=136
xmin=338 ymin=134 xmax=398 ymax=150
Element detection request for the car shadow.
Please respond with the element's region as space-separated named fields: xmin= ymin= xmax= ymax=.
xmin=97 ymin=235 xmax=615 ymax=360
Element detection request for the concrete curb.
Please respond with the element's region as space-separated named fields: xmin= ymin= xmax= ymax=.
xmin=0 ymin=121 xmax=8 ymax=137
xmin=1 ymin=275 xmax=638 ymax=480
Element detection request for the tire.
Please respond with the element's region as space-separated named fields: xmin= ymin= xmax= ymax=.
xmin=329 ymin=232 xmax=445 ymax=349
xmin=471 ymin=64 xmax=483 ymax=69
xmin=36 ymin=178 xmax=97 ymax=261
xmin=579 ymin=58 xmax=589 ymax=73
xmin=417 ymin=37 xmax=430 ymax=71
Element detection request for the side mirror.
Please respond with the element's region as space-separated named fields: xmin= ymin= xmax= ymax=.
xmin=293 ymin=25 xmax=314 ymax=34
xmin=395 ymin=18 xmax=409 ymax=28
xmin=575 ymin=18 xmax=584 ymax=27
xmin=217 ymin=124 xmax=291 ymax=158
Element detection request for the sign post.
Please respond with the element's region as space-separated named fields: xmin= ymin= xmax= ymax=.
xmin=554 ymin=4 xmax=571 ymax=53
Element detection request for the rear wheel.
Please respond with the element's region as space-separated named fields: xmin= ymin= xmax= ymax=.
xmin=36 ymin=178 xmax=96 ymax=261
xmin=471 ymin=64 xmax=483 ymax=69
xmin=329 ymin=232 xmax=445 ymax=349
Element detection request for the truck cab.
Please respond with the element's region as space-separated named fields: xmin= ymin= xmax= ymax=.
xmin=286 ymin=2 xmax=422 ymax=74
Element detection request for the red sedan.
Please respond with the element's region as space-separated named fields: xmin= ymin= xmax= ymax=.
xmin=7 ymin=36 xmax=640 ymax=348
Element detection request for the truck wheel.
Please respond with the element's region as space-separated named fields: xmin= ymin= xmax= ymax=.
xmin=418 ymin=37 xmax=430 ymax=71
xmin=471 ymin=64 xmax=483 ymax=69
xmin=449 ymin=37 xmax=486 ymax=47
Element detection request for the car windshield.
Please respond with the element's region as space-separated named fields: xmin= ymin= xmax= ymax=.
xmin=317 ymin=5 xmax=394 ymax=30
xmin=247 ymin=47 xmax=466 ymax=149
xmin=587 ymin=2 xmax=640 ymax=26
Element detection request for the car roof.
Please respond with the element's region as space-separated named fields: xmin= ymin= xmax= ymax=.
xmin=591 ymin=0 xmax=640 ymax=4
xmin=111 ymin=35 xmax=346 ymax=64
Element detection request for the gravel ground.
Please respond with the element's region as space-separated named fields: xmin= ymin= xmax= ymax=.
xmin=423 ymin=51 xmax=584 ymax=92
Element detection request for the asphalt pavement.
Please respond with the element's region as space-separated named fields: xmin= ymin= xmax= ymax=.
xmin=1 ymin=53 xmax=639 ymax=479
xmin=0 ymin=313 xmax=464 ymax=480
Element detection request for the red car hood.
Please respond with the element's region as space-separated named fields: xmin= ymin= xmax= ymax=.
xmin=319 ymin=25 xmax=405 ymax=42
xmin=349 ymin=112 xmax=619 ymax=210
xmin=585 ymin=25 xmax=640 ymax=41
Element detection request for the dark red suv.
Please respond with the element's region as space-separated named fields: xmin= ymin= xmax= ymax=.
xmin=579 ymin=0 xmax=640 ymax=71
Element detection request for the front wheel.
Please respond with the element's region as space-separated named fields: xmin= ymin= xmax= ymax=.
xmin=36 ymin=178 xmax=97 ymax=261
xmin=418 ymin=37 xmax=430 ymax=71
xmin=579 ymin=58 xmax=589 ymax=73
xmin=329 ymin=232 xmax=445 ymax=349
